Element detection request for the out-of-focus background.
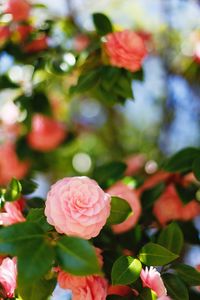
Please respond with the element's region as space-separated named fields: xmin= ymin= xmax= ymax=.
xmin=0 ymin=1 xmax=200 ymax=298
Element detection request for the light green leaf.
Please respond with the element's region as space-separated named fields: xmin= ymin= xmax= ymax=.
xmin=111 ymin=256 xmax=142 ymax=285
xmin=139 ymin=243 xmax=179 ymax=266
xmin=56 ymin=236 xmax=100 ymax=276
xmin=157 ymin=222 xmax=184 ymax=255
xmin=107 ymin=196 xmax=132 ymax=225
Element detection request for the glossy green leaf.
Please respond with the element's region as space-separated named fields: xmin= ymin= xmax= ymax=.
xmin=18 ymin=278 xmax=56 ymax=300
xmin=56 ymin=236 xmax=100 ymax=276
xmin=27 ymin=208 xmax=53 ymax=231
xmin=163 ymin=147 xmax=200 ymax=173
xmin=157 ymin=222 xmax=184 ymax=255
xmin=111 ymin=256 xmax=142 ymax=285
xmin=163 ymin=273 xmax=189 ymax=300
xmin=139 ymin=243 xmax=179 ymax=266
xmin=0 ymin=222 xmax=44 ymax=255
xmin=4 ymin=178 xmax=22 ymax=202
xmin=173 ymin=264 xmax=200 ymax=286
xmin=192 ymin=157 xmax=200 ymax=181
xmin=92 ymin=13 xmax=113 ymax=35
xmin=138 ymin=288 xmax=157 ymax=300
xmin=20 ymin=179 xmax=38 ymax=195
xmin=17 ymin=239 xmax=55 ymax=283
xmin=107 ymin=196 xmax=132 ymax=225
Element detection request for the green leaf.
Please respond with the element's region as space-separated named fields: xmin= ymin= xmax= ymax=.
xmin=4 ymin=178 xmax=22 ymax=202
xmin=139 ymin=243 xmax=179 ymax=266
xmin=20 ymin=179 xmax=38 ymax=195
xmin=192 ymin=157 xmax=200 ymax=181
xmin=0 ymin=222 xmax=43 ymax=255
xmin=157 ymin=222 xmax=184 ymax=255
xmin=163 ymin=147 xmax=200 ymax=173
xmin=141 ymin=183 xmax=165 ymax=210
xmin=71 ymin=69 xmax=101 ymax=93
xmin=107 ymin=196 xmax=132 ymax=225
xmin=18 ymin=278 xmax=56 ymax=300
xmin=111 ymin=256 xmax=142 ymax=285
xmin=56 ymin=236 xmax=100 ymax=276
xmin=163 ymin=273 xmax=189 ymax=300
xmin=27 ymin=208 xmax=53 ymax=231
xmin=93 ymin=161 xmax=127 ymax=188
xmin=173 ymin=264 xmax=200 ymax=286
xmin=92 ymin=13 xmax=113 ymax=35
xmin=17 ymin=239 xmax=55 ymax=283
xmin=138 ymin=288 xmax=157 ymax=300
xmin=175 ymin=183 xmax=197 ymax=204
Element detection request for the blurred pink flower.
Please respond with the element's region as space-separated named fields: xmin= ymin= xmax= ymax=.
xmin=125 ymin=154 xmax=146 ymax=176
xmin=4 ymin=0 xmax=30 ymax=22
xmin=153 ymin=184 xmax=200 ymax=226
xmin=107 ymin=285 xmax=133 ymax=297
xmin=140 ymin=267 xmax=166 ymax=298
xmin=0 ymin=201 xmax=25 ymax=226
xmin=27 ymin=114 xmax=66 ymax=152
xmin=0 ymin=257 xmax=17 ymax=298
xmin=58 ymin=271 xmax=108 ymax=300
xmin=107 ymin=182 xmax=141 ymax=234
xmin=45 ymin=176 xmax=111 ymax=239
xmin=0 ymin=142 xmax=29 ymax=185
xmin=104 ymin=30 xmax=147 ymax=72
xmin=74 ymin=34 xmax=90 ymax=52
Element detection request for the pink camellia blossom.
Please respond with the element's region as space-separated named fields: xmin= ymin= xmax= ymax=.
xmin=24 ymin=35 xmax=48 ymax=53
xmin=45 ymin=176 xmax=111 ymax=239
xmin=4 ymin=0 xmax=30 ymax=22
xmin=158 ymin=296 xmax=172 ymax=300
xmin=0 ymin=142 xmax=29 ymax=185
xmin=140 ymin=267 xmax=167 ymax=298
xmin=0 ymin=26 xmax=10 ymax=46
xmin=107 ymin=182 xmax=141 ymax=234
xmin=58 ymin=271 xmax=108 ymax=300
xmin=0 ymin=201 xmax=25 ymax=226
xmin=153 ymin=184 xmax=200 ymax=226
xmin=103 ymin=30 xmax=147 ymax=72
xmin=74 ymin=34 xmax=90 ymax=52
xmin=27 ymin=114 xmax=66 ymax=152
xmin=0 ymin=257 xmax=17 ymax=299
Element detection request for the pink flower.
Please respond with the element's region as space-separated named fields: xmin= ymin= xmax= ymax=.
xmin=45 ymin=176 xmax=111 ymax=239
xmin=107 ymin=285 xmax=133 ymax=297
xmin=158 ymin=297 xmax=172 ymax=300
xmin=4 ymin=0 xmax=30 ymax=22
xmin=0 ymin=26 xmax=10 ymax=46
xmin=24 ymin=35 xmax=48 ymax=53
xmin=0 ymin=201 xmax=25 ymax=226
xmin=107 ymin=182 xmax=141 ymax=234
xmin=153 ymin=184 xmax=200 ymax=226
xmin=103 ymin=30 xmax=147 ymax=72
xmin=58 ymin=271 xmax=108 ymax=300
xmin=125 ymin=154 xmax=146 ymax=176
xmin=74 ymin=34 xmax=90 ymax=52
xmin=0 ymin=257 xmax=17 ymax=298
xmin=140 ymin=267 xmax=167 ymax=298
xmin=27 ymin=114 xmax=66 ymax=152
xmin=0 ymin=142 xmax=29 ymax=185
